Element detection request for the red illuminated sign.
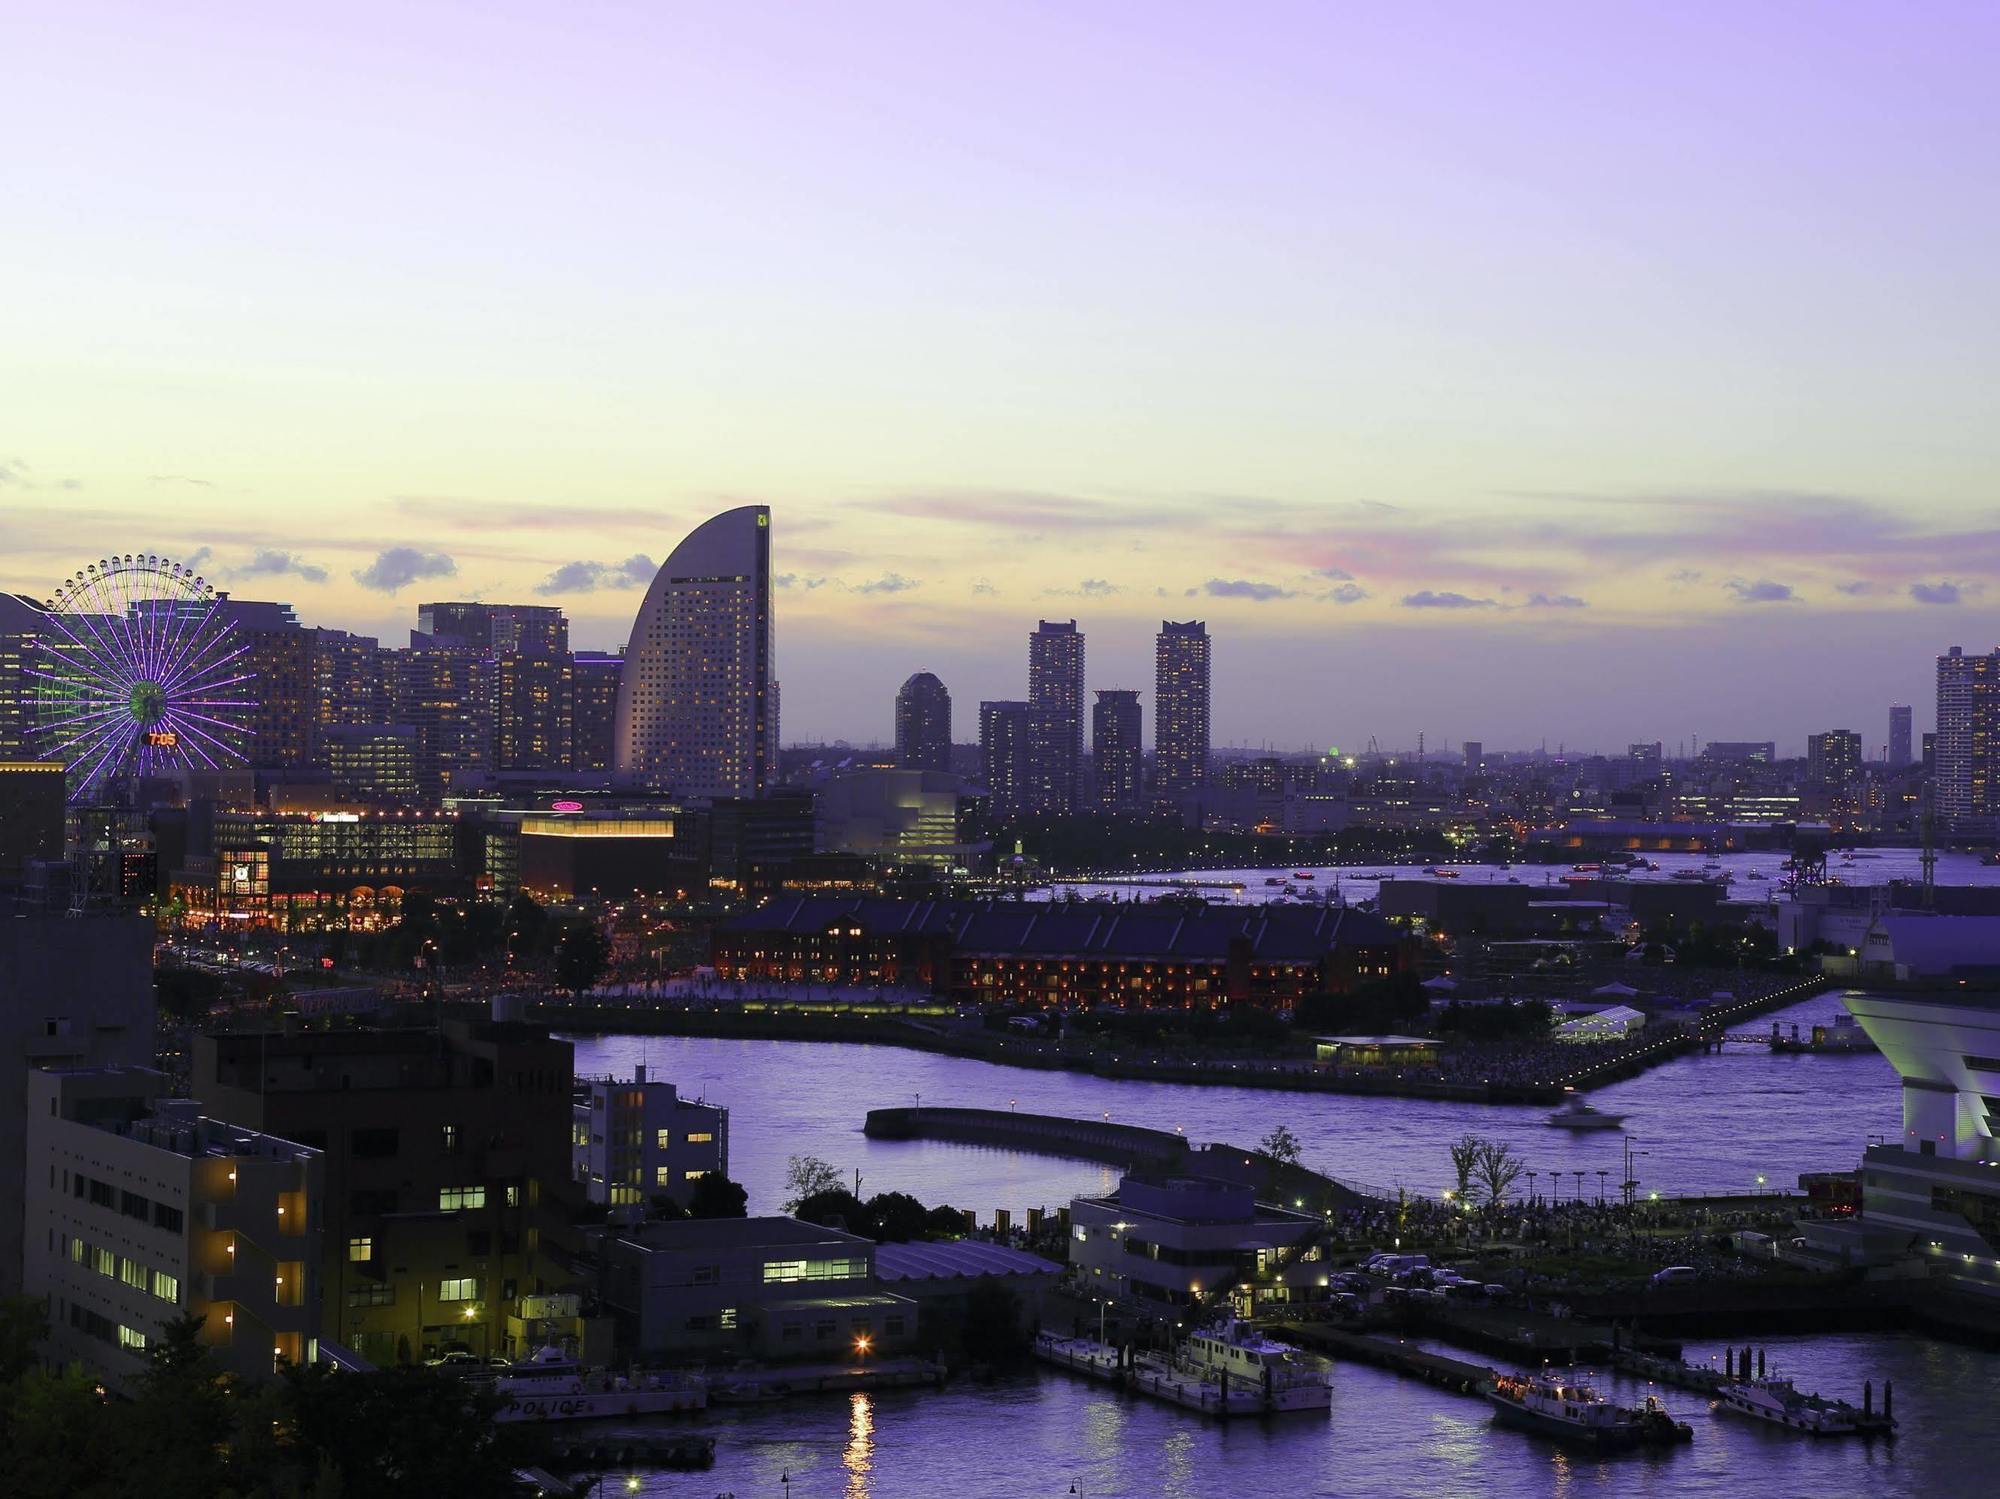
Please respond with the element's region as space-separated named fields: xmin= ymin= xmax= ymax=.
xmin=550 ymin=799 xmax=585 ymax=813
xmin=145 ymin=730 xmax=179 ymax=748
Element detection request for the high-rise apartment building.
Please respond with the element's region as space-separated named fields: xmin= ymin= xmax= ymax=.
xmin=895 ymin=672 xmax=953 ymax=774
xmin=616 ymin=506 xmax=775 ymax=798
xmin=495 ymin=654 xmax=574 ymax=771
xmin=1092 ymin=690 xmax=1143 ymax=815
xmin=1462 ymin=741 xmax=1484 ymax=773
xmin=308 ymin=628 xmax=389 ymax=745
xmin=570 ymin=651 xmax=623 ymax=771
xmin=1889 ymin=704 xmax=1913 ymax=769
xmin=418 ymin=603 xmax=568 ymax=659
xmin=1028 ymin=622 xmax=1084 ymax=812
xmin=1807 ymin=729 xmax=1863 ymax=788
xmin=1154 ymin=621 xmax=1211 ymax=809
xmin=1936 ymin=646 xmax=2000 ymax=834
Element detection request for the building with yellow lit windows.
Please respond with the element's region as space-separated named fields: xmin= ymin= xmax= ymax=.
xmin=25 ymin=1067 xmax=323 ymax=1392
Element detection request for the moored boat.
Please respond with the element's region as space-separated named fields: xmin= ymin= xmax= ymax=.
xmin=1716 ymin=1377 xmax=1896 ymax=1437
xmin=1174 ymin=1320 xmax=1330 ymax=1413
xmin=1546 ymin=1092 xmax=1625 ymax=1130
xmin=1485 ymin=1371 xmax=1691 ymax=1448
xmin=490 ymin=1346 xmax=706 ymax=1422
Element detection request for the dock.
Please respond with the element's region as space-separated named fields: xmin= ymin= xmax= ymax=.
xmin=1269 ymin=1324 xmax=1494 ymax=1398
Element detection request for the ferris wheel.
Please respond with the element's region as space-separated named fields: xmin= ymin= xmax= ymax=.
xmin=28 ymin=553 xmax=256 ymax=802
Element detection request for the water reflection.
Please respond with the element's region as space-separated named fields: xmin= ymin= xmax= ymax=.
xmin=844 ymin=1391 xmax=874 ymax=1499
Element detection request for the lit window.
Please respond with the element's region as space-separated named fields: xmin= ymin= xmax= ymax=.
xmin=347 ymin=1236 xmax=373 ymax=1263
xmin=118 ymin=1325 xmax=149 ymax=1352
xmin=441 ymin=1125 xmax=460 ymax=1154
xmin=152 ymin=1271 xmax=179 ymax=1303
xmin=686 ymin=1132 xmax=714 ymax=1145
xmin=684 ymin=1169 xmax=707 ymax=1182
xmin=438 ymin=1278 xmax=479 ymax=1302
xmin=438 ymin=1186 xmax=487 ymax=1212
xmin=655 ymin=1167 xmax=671 ymax=1187
xmin=655 ymin=1129 xmax=671 ymax=1150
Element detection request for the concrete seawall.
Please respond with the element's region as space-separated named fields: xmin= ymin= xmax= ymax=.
xmin=863 ymin=1105 xmax=1380 ymax=1208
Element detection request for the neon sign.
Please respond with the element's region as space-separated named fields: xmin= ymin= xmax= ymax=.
xmin=550 ymin=799 xmax=585 ymax=813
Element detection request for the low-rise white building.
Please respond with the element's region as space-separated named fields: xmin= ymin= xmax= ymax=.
xmin=573 ymin=1065 xmax=728 ymax=1215
xmin=601 ymin=1216 xmax=918 ymax=1361
xmin=1069 ymin=1175 xmax=1323 ymax=1315
xmin=24 ymin=1067 xmax=323 ymax=1391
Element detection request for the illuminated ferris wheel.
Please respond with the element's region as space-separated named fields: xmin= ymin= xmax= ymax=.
xmin=28 ymin=553 xmax=256 ymax=803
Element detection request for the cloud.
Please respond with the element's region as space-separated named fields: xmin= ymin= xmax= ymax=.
xmin=970 ymin=579 xmax=998 ymax=596
xmin=148 ymin=474 xmax=214 ymax=488
xmin=1401 ymin=590 xmax=1497 ymax=609
xmin=1204 ymin=578 xmax=1296 ymax=601
xmin=234 ymin=549 xmax=329 ymax=585
xmin=1525 ymin=593 xmax=1587 ymax=609
xmin=774 ymin=573 xmax=832 ymax=591
xmin=1321 ymin=584 xmax=1369 ymax=605
xmin=181 ymin=547 xmax=215 ymax=574
xmin=1311 ymin=565 xmax=1355 ymax=581
xmin=854 ymin=573 xmax=920 ymax=595
xmin=533 ymin=555 xmax=656 ymax=595
xmin=1046 ymin=578 xmax=1121 ymax=598
xmin=396 ymin=496 xmax=671 ymax=532
xmin=1724 ymin=578 xmax=1797 ymax=605
xmin=0 ymin=458 xmax=31 ymax=487
xmin=353 ymin=547 xmax=457 ymax=593
xmin=1834 ymin=580 xmax=1874 ymax=596
xmin=1910 ymin=581 xmax=1963 ymax=605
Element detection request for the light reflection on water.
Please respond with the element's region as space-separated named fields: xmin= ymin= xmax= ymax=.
xmin=844 ymin=1391 xmax=873 ymax=1499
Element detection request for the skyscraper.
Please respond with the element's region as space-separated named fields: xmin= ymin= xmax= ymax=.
xmin=417 ymin=602 xmax=567 ymax=658
xmin=570 ymin=651 xmax=622 ymax=771
xmin=1462 ymin=741 xmax=1484 ymax=773
xmin=1028 ymin=621 xmax=1083 ymax=812
xmin=216 ymin=597 xmax=313 ymax=770
xmin=1154 ymin=621 xmax=1210 ymax=810
xmin=615 ymin=505 xmax=775 ymax=798
xmin=1889 ymin=704 xmax=1913 ymax=769
xmin=895 ymin=671 xmax=952 ymax=773
xmin=389 ymin=640 xmax=493 ymax=797
xmin=1092 ymin=689 xmax=1143 ymax=814
xmin=1936 ymin=646 xmax=2000 ymax=834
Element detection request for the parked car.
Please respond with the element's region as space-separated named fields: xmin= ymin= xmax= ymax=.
xmin=1648 ymin=1265 xmax=1699 ymax=1288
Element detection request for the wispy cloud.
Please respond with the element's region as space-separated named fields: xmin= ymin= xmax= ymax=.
xmin=1402 ymin=590 xmax=1496 ymax=609
xmin=1046 ymin=578 xmax=1120 ymax=598
xmin=353 ymin=547 xmax=456 ymax=593
xmin=1525 ymin=593 xmax=1587 ymax=609
xmin=970 ymin=578 xmax=998 ymax=596
xmin=1910 ymin=581 xmax=1963 ymax=605
xmin=182 ymin=546 xmax=215 ymax=574
xmin=775 ymin=573 xmax=832 ymax=591
xmin=1834 ymin=580 xmax=1874 ymax=596
xmin=1203 ymin=578 xmax=1295 ymax=601
xmin=1724 ymin=578 xmax=1797 ymax=605
xmin=534 ymin=555 xmax=655 ymax=595
xmin=148 ymin=473 xmax=214 ymax=488
xmin=1322 ymin=583 xmax=1368 ymax=605
xmin=396 ymin=495 xmax=669 ymax=532
xmin=854 ymin=573 xmax=920 ymax=595
xmin=233 ymin=549 xmax=329 ymax=585
xmin=1311 ymin=565 xmax=1355 ymax=581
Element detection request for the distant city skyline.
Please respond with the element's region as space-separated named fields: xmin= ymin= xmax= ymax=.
xmin=7 ymin=6 xmax=1997 ymax=748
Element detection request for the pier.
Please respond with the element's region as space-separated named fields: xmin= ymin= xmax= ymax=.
xmin=1270 ymin=1324 xmax=1494 ymax=1397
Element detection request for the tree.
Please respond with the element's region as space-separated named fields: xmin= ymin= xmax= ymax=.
xmin=554 ymin=921 xmax=610 ymax=994
xmin=1258 ymin=1125 xmax=1303 ymax=1168
xmin=1448 ymin=1134 xmax=1484 ymax=1201
xmin=1474 ymin=1140 xmax=1525 ymax=1205
xmin=782 ymin=1154 xmax=846 ymax=1213
xmin=794 ymin=1188 xmax=868 ymax=1231
xmin=687 ymin=1173 xmax=749 ymax=1218
xmin=864 ymin=1191 xmax=931 ymax=1243
xmin=124 ymin=1313 xmax=232 ymax=1499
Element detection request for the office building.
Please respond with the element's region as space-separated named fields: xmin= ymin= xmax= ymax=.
xmin=1889 ymin=704 xmax=1914 ymax=770
xmin=25 ymin=1067 xmax=322 ymax=1391
xmin=1936 ymin=647 xmax=2000 ymax=835
xmin=0 ymin=592 xmax=48 ymax=760
xmin=1092 ymin=689 xmax=1143 ymax=814
xmin=1028 ymin=621 xmax=1084 ymax=812
xmin=217 ymin=598 xmax=313 ymax=769
xmin=570 ymin=651 xmax=623 ymax=771
xmin=518 ymin=812 xmax=698 ymax=902
xmin=390 ymin=641 xmax=495 ymax=797
xmin=1807 ymin=729 xmax=1863 ymax=788
xmin=418 ymin=603 xmax=568 ymax=659
xmin=1154 ymin=621 xmax=1211 ymax=807
xmin=894 ymin=671 xmax=953 ymax=774
xmin=572 ymin=1065 xmax=728 ymax=1214
xmin=601 ymin=1217 xmax=917 ymax=1361
xmin=616 ymin=505 xmax=776 ymax=798
xmin=320 ymin=725 xmax=418 ymax=803
xmin=175 ymin=807 xmax=461 ymax=926
xmin=708 ymin=792 xmax=816 ymax=888
xmin=0 ymin=914 xmax=157 ymax=1294
xmin=0 ymin=759 xmax=66 ymax=878
xmin=192 ymin=1019 xmax=582 ymax=1366
xmin=495 ymin=653 xmax=574 ymax=771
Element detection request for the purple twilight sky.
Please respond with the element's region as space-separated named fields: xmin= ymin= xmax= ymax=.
xmin=3 ymin=2 xmax=1998 ymax=753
